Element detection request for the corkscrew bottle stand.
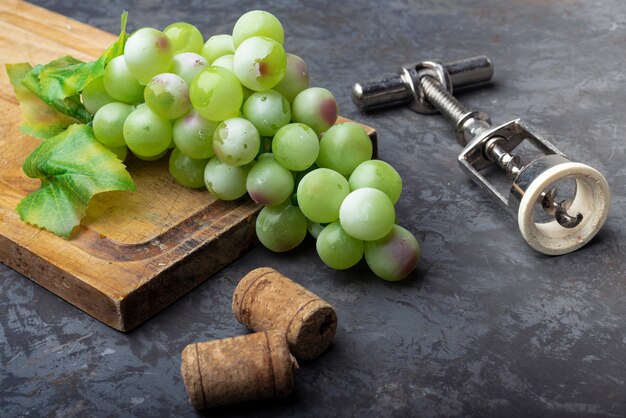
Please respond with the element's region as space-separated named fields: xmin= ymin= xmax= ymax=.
xmin=352 ymin=56 xmax=611 ymax=255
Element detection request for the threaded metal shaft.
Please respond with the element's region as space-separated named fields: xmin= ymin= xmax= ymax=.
xmin=419 ymin=76 xmax=468 ymax=125
xmin=420 ymin=75 xmax=521 ymax=179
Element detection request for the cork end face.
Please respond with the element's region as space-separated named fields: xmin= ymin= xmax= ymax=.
xmin=289 ymin=304 xmax=338 ymax=360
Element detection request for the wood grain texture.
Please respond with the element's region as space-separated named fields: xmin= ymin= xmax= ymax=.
xmin=0 ymin=0 xmax=377 ymax=331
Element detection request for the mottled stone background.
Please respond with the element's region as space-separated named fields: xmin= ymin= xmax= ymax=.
xmin=2 ymin=0 xmax=625 ymax=416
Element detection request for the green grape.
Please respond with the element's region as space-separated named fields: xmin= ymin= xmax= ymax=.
xmin=339 ymin=188 xmax=395 ymax=241
xmin=242 ymin=89 xmax=291 ymax=136
xmin=211 ymin=54 xmax=234 ymax=71
xmin=307 ymin=220 xmax=326 ymax=239
xmin=201 ymin=34 xmax=235 ymax=64
xmin=272 ymin=123 xmax=319 ymax=171
xmin=274 ymin=53 xmax=309 ymax=103
xmin=232 ymin=10 xmax=284 ymax=48
xmin=257 ymin=152 xmax=275 ymax=162
xmin=124 ymin=27 xmax=173 ymax=85
xmin=169 ymin=148 xmax=208 ymax=188
xmin=255 ymin=201 xmax=307 ymax=253
xmin=134 ymin=148 xmax=169 ymax=161
xmin=364 ymin=225 xmax=421 ymax=281
xmin=163 ymin=22 xmax=204 ymax=54
xmin=171 ymin=52 xmax=207 ymax=86
xmin=297 ymin=168 xmax=349 ymax=223
xmin=93 ymin=102 xmax=134 ymax=148
xmin=105 ymin=144 xmax=128 ymax=162
xmin=203 ymin=156 xmax=250 ymax=200
xmin=172 ymin=110 xmax=217 ymax=159
xmin=123 ymin=106 xmax=172 ymax=157
xmin=233 ymin=36 xmax=286 ymax=91
xmin=209 ymin=55 xmax=255 ymax=100
xmin=316 ymin=122 xmax=372 ymax=176
xmin=292 ymin=87 xmax=338 ymax=135
xmin=103 ymin=56 xmax=144 ymax=104
xmin=144 ymin=73 xmax=191 ymax=119
xmin=81 ymin=76 xmax=115 ymax=114
xmin=212 ymin=117 xmax=260 ymax=166
xmin=316 ymin=221 xmax=364 ymax=269
xmin=189 ymin=66 xmax=243 ymax=121
xmin=349 ymin=160 xmax=403 ymax=204
xmin=246 ymin=154 xmax=294 ymax=206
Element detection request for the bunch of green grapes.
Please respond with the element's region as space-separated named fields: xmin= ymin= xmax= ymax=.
xmin=82 ymin=10 xmax=420 ymax=281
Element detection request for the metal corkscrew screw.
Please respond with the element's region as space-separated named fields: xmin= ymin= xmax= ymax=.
xmin=353 ymin=56 xmax=611 ymax=255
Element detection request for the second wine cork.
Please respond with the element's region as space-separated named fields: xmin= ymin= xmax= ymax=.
xmin=180 ymin=330 xmax=297 ymax=409
xmin=232 ymin=267 xmax=338 ymax=360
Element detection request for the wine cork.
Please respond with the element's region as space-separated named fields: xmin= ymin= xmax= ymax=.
xmin=180 ymin=330 xmax=298 ymax=410
xmin=232 ymin=267 xmax=338 ymax=360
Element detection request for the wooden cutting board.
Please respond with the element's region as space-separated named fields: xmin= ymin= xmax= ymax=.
xmin=0 ymin=0 xmax=376 ymax=331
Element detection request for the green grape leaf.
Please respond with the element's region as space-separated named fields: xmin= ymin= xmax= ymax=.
xmin=6 ymin=63 xmax=79 ymax=139
xmin=20 ymin=58 xmax=93 ymax=124
xmin=17 ymin=11 xmax=129 ymax=124
xmin=17 ymin=124 xmax=136 ymax=238
xmin=38 ymin=55 xmax=86 ymax=98
xmin=99 ymin=11 xmax=129 ymax=64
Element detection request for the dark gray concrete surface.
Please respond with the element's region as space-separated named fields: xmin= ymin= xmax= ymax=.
xmin=2 ymin=0 xmax=626 ymax=416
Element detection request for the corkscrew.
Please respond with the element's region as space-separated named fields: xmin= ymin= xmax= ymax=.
xmin=352 ymin=56 xmax=611 ymax=255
